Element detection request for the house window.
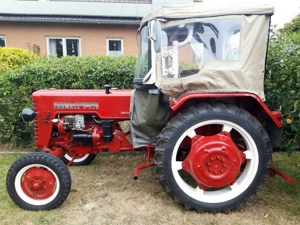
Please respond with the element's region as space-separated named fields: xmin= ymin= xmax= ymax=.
xmin=0 ymin=36 xmax=6 ymax=47
xmin=47 ymin=37 xmax=81 ymax=57
xmin=106 ymin=38 xmax=123 ymax=56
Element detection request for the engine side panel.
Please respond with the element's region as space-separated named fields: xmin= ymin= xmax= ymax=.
xmin=32 ymin=89 xmax=132 ymax=148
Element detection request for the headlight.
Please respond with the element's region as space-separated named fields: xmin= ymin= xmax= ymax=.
xmin=22 ymin=108 xmax=36 ymax=122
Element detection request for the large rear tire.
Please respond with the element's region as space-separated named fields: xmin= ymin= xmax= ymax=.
xmin=154 ymin=103 xmax=272 ymax=213
xmin=6 ymin=152 xmax=71 ymax=211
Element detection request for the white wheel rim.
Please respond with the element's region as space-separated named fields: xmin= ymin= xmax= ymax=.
xmin=171 ymin=119 xmax=259 ymax=204
xmin=64 ymin=153 xmax=89 ymax=163
xmin=15 ymin=164 xmax=60 ymax=206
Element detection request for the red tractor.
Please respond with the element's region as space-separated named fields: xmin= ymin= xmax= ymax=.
xmin=6 ymin=1 xmax=295 ymax=213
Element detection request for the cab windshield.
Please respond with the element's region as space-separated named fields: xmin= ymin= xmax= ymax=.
xmin=161 ymin=18 xmax=241 ymax=78
xmin=134 ymin=25 xmax=151 ymax=79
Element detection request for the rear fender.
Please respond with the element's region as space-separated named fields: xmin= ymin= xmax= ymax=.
xmin=169 ymin=92 xmax=283 ymax=148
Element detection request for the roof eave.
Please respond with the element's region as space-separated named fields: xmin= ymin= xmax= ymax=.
xmin=0 ymin=14 xmax=141 ymax=25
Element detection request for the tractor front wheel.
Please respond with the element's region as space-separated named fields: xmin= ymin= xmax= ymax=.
xmin=155 ymin=103 xmax=272 ymax=213
xmin=6 ymin=152 xmax=71 ymax=210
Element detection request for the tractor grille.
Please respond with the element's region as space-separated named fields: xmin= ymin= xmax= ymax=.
xmin=32 ymin=101 xmax=39 ymax=142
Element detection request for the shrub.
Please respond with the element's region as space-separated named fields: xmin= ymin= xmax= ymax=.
xmin=279 ymin=14 xmax=300 ymax=34
xmin=265 ymin=32 xmax=300 ymax=154
xmin=0 ymin=47 xmax=39 ymax=74
xmin=0 ymin=55 xmax=136 ymax=147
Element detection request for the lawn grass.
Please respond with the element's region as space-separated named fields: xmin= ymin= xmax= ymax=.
xmin=0 ymin=151 xmax=299 ymax=225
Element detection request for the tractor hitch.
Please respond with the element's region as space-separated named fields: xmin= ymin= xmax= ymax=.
xmin=270 ymin=166 xmax=296 ymax=183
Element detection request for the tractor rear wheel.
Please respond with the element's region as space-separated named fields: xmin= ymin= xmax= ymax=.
xmin=6 ymin=152 xmax=71 ymax=210
xmin=61 ymin=152 xmax=96 ymax=166
xmin=154 ymin=103 xmax=272 ymax=213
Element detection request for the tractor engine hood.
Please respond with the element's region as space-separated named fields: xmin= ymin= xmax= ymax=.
xmin=29 ymin=89 xmax=132 ymax=121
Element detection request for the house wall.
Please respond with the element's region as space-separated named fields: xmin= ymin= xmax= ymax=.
xmin=0 ymin=22 xmax=139 ymax=57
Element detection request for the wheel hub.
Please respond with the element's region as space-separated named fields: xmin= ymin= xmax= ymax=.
xmin=182 ymin=131 xmax=246 ymax=189
xmin=21 ymin=167 xmax=56 ymax=199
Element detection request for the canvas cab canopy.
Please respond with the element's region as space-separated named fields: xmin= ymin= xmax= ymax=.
xmin=131 ymin=1 xmax=274 ymax=147
xmin=135 ymin=0 xmax=274 ymax=100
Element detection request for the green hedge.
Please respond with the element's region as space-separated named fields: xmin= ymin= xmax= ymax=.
xmin=0 ymin=55 xmax=136 ymax=147
xmin=265 ymin=32 xmax=300 ymax=154
xmin=0 ymin=47 xmax=40 ymax=74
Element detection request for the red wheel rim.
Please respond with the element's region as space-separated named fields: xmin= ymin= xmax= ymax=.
xmin=182 ymin=131 xmax=246 ymax=189
xmin=20 ymin=167 xmax=57 ymax=200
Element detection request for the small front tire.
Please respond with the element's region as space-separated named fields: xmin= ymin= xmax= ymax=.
xmin=6 ymin=152 xmax=71 ymax=210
